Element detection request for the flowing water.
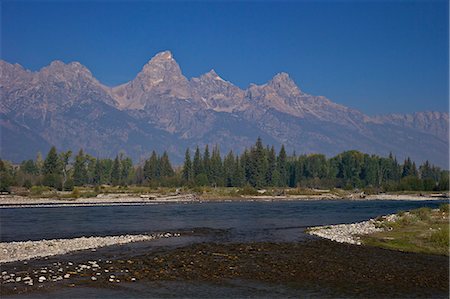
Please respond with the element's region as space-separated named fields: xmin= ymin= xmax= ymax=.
xmin=1 ymin=200 xmax=445 ymax=243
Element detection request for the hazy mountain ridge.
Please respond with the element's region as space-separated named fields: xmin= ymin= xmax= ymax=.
xmin=372 ymin=111 xmax=449 ymax=141
xmin=1 ymin=51 xmax=448 ymax=167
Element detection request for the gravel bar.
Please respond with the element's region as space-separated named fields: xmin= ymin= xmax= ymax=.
xmin=307 ymin=214 xmax=398 ymax=245
xmin=0 ymin=232 xmax=180 ymax=264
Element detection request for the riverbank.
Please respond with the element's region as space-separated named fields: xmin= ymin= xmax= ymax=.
xmin=307 ymin=204 xmax=449 ymax=255
xmin=0 ymin=191 xmax=447 ymax=208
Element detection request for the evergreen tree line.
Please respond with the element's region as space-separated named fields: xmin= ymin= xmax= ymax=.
xmin=0 ymin=138 xmax=448 ymax=192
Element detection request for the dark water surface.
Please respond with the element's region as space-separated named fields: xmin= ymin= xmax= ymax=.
xmin=0 ymin=200 xmax=445 ymax=242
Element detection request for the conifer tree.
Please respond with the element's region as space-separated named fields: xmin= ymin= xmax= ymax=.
xmin=203 ymin=145 xmax=211 ymax=183
xmin=266 ymin=146 xmax=277 ymax=186
xmin=73 ymin=149 xmax=87 ymax=186
xmin=111 ymin=155 xmax=121 ymax=186
xmin=43 ymin=146 xmax=60 ymax=175
xmin=232 ymin=156 xmax=245 ymax=187
xmin=36 ymin=152 xmax=44 ymax=175
xmin=121 ymin=157 xmax=133 ymax=185
xmin=210 ymin=145 xmax=223 ymax=187
xmin=277 ymin=145 xmax=288 ymax=187
xmin=223 ymin=150 xmax=235 ymax=187
xmin=43 ymin=146 xmax=62 ymax=188
xmin=93 ymin=158 xmax=102 ymax=186
xmin=250 ymin=137 xmax=268 ymax=188
xmin=102 ymin=159 xmax=113 ymax=184
xmin=85 ymin=155 xmax=96 ymax=184
xmin=60 ymin=150 xmax=72 ymax=190
xmin=144 ymin=151 xmax=159 ymax=181
xmin=193 ymin=146 xmax=203 ymax=178
xmin=419 ymin=161 xmax=433 ymax=180
xmin=182 ymin=148 xmax=192 ymax=183
xmin=0 ymin=160 xmax=12 ymax=192
xmin=21 ymin=160 xmax=39 ymax=175
xmin=402 ymin=157 xmax=414 ymax=177
xmin=159 ymin=151 xmax=174 ymax=177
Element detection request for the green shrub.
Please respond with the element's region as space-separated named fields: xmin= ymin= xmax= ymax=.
xmin=23 ymin=179 xmax=32 ymax=189
xmin=82 ymin=192 xmax=98 ymax=198
xmin=439 ymin=203 xmax=449 ymax=213
xmin=395 ymin=214 xmax=418 ymax=227
xmin=71 ymin=188 xmax=81 ymax=198
xmin=64 ymin=179 xmax=74 ymax=191
xmin=30 ymin=185 xmax=49 ymax=196
xmin=411 ymin=207 xmax=432 ymax=221
xmin=238 ymin=185 xmax=259 ymax=196
xmin=430 ymin=226 xmax=449 ymax=249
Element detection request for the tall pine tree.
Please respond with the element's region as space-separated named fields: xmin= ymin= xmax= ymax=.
xmin=43 ymin=146 xmax=62 ymax=188
xmin=182 ymin=149 xmax=193 ymax=183
xmin=73 ymin=149 xmax=87 ymax=186
xmin=111 ymin=155 xmax=121 ymax=186
xmin=277 ymin=145 xmax=288 ymax=187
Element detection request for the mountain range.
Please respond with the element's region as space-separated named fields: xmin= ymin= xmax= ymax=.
xmin=1 ymin=51 xmax=448 ymax=167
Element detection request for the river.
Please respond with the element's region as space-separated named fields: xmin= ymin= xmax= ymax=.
xmin=1 ymin=199 xmax=447 ymax=298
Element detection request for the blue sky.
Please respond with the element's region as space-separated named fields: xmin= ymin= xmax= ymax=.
xmin=1 ymin=0 xmax=448 ymax=115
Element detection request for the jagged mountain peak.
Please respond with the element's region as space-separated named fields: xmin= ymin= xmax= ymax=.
xmin=139 ymin=50 xmax=184 ymax=80
xmin=197 ymin=69 xmax=228 ymax=83
xmin=48 ymin=60 xmax=65 ymax=68
xmin=268 ymin=72 xmax=302 ymax=94
xmin=111 ymin=50 xmax=191 ymax=109
xmin=40 ymin=60 xmax=94 ymax=80
xmin=204 ymin=69 xmax=219 ymax=77
xmin=272 ymin=72 xmax=290 ymax=81
xmin=141 ymin=50 xmax=177 ymax=72
xmin=152 ymin=50 xmax=173 ymax=60
xmin=0 ymin=60 xmax=31 ymax=81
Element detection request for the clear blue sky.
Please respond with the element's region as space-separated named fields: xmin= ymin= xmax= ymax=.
xmin=1 ymin=0 xmax=448 ymax=115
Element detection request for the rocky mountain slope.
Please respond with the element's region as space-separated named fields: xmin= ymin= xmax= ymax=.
xmin=1 ymin=51 xmax=448 ymax=167
xmin=372 ymin=111 xmax=449 ymax=141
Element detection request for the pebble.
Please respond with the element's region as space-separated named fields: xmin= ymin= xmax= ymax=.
xmin=38 ymin=276 xmax=46 ymax=283
xmin=91 ymin=276 xmax=97 ymax=281
xmin=64 ymin=274 xmax=70 ymax=279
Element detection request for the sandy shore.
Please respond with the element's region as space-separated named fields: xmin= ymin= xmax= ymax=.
xmin=0 ymin=232 xmax=180 ymax=264
xmin=0 ymin=192 xmax=446 ymax=208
